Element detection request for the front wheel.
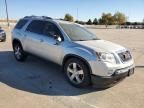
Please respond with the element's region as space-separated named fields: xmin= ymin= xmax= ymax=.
xmin=64 ymin=58 xmax=91 ymax=88
xmin=13 ymin=43 xmax=27 ymax=62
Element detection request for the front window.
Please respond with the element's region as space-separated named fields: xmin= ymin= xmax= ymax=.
xmin=59 ymin=23 xmax=99 ymax=41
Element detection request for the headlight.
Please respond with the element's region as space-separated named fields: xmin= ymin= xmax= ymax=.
xmin=97 ymin=52 xmax=116 ymax=64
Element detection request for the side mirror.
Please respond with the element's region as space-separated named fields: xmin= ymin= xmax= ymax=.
xmin=54 ymin=36 xmax=62 ymax=45
xmin=57 ymin=37 xmax=62 ymax=42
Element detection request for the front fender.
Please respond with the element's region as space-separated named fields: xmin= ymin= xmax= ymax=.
xmin=64 ymin=46 xmax=97 ymax=62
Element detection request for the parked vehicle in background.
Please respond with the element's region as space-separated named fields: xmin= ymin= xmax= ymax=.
xmin=120 ymin=25 xmax=144 ymax=29
xmin=12 ymin=16 xmax=135 ymax=88
xmin=0 ymin=29 xmax=6 ymax=42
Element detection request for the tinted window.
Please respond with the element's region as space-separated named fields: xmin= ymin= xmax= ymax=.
xmin=26 ymin=20 xmax=46 ymax=34
xmin=43 ymin=22 xmax=61 ymax=38
xmin=15 ymin=19 xmax=28 ymax=29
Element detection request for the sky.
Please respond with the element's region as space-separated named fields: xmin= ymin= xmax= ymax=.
xmin=0 ymin=0 xmax=144 ymax=22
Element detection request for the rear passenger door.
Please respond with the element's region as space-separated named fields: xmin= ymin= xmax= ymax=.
xmin=24 ymin=20 xmax=63 ymax=64
xmin=24 ymin=20 xmax=46 ymax=56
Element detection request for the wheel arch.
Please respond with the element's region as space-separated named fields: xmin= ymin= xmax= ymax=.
xmin=62 ymin=54 xmax=92 ymax=74
xmin=12 ymin=39 xmax=22 ymax=49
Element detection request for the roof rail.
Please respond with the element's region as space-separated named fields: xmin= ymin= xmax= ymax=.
xmin=24 ymin=16 xmax=53 ymax=20
xmin=41 ymin=16 xmax=52 ymax=19
xmin=24 ymin=16 xmax=36 ymax=18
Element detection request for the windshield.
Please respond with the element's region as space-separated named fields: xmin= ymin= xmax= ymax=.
xmin=59 ymin=23 xmax=99 ymax=41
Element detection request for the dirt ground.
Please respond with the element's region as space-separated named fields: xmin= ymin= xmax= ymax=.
xmin=0 ymin=28 xmax=144 ymax=108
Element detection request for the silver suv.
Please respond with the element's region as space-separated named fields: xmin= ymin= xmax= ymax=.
xmin=12 ymin=16 xmax=135 ymax=88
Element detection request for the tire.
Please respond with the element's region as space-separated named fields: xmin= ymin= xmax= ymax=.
xmin=64 ymin=58 xmax=91 ymax=88
xmin=13 ymin=42 xmax=27 ymax=62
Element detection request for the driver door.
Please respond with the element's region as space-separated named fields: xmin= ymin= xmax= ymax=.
xmin=39 ymin=21 xmax=64 ymax=64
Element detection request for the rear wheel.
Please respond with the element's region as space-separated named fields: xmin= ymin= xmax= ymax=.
xmin=64 ymin=58 xmax=91 ymax=88
xmin=13 ymin=42 xmax=27 ymax=62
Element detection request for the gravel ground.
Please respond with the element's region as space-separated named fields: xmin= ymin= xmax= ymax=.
xmin=0 ymin=28 xmax=144 ymax=108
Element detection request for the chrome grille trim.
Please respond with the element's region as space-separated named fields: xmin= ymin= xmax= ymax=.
xmin=118 ymin=50 xmax=132 ymax=62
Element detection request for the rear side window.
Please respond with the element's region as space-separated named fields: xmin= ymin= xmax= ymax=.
xmin=15 ymin=19 xmax=28 ymax=29
xmin=26 ymin=20 xmax=45 ymax=34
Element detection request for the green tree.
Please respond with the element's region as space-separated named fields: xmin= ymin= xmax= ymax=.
xmin=113 ymin=12 xmax=127 ymax=25
xmin=98 ymin=18 xmax=103 ymax=25
xmin=93 ymin=18 xmax=98 ymax=25
xmin=133 ymin=22 xmax=138 ymax=25
xmin=99 ymin=13 xmax=115 ymax=25
xmin=86 ymin=19 xmax=92 ymax=25
xmin=125 ymin=22 xmax=131 ymax=25
xmin=64 ymin=13 xmax=74 ymax=22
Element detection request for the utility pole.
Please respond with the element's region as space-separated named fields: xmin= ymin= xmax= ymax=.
xmin=5 ymin=0 xmax=9 ymax=27
xmin=77 ymin=8 xmax=79 ymax=21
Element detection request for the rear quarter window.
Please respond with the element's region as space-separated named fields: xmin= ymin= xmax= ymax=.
xmin=15 ymin=19 xmax=28 ymax=29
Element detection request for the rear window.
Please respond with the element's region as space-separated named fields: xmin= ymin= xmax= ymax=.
xmin=26 ymin=20 xmax=46 ymax=34
xmin=15 ymin=19 xmax=28 ymax=29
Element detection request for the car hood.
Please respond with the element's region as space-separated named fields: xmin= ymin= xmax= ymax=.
xmin=75 ymin=40 xmax=126 ymax=53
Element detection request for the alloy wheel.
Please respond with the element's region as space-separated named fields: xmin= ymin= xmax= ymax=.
xmin=14 ymin=45 xmax=22 ymax=59
xmin=67 ymin=62 xmax=84 ymax=84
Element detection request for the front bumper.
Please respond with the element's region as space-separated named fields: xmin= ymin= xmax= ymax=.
xmin=89 ymin=58 xmax=135 ymax=76
xmin=91 ymin=67 xmax=134 ymax=88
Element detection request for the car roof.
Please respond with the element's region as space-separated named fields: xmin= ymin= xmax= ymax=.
xmin=22 ymin=16 xmax=77 ymax=25
xmin=54 ymin=19 xmax=74 ymax=24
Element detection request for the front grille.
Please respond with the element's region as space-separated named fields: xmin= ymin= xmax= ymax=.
xmin=118 ymin=50 xmax=132 ymax=62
